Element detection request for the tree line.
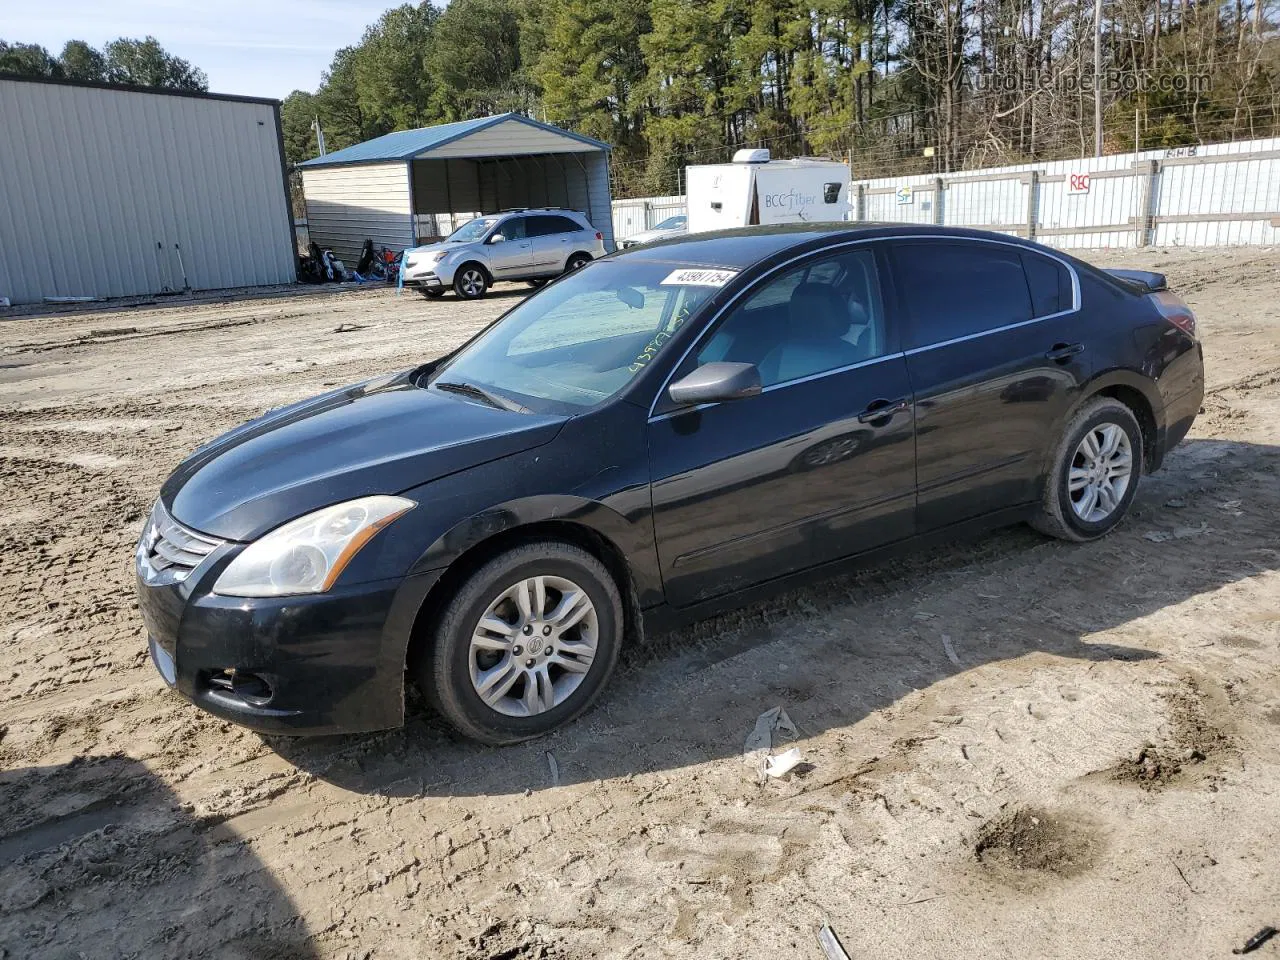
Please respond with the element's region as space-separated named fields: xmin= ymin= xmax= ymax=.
xmin=281 ymin=0 xmax=1279 ymax=197
xmin=0 ymin=36 xmax=208 ymax=91
xmin=6 ymin=0 xmax=1277 ymax=199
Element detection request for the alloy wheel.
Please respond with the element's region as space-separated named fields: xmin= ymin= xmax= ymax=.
xmin=468 ymin=575 xmax=599 ymax=717
xmin=459 ymin=269 xmax=485 ymax=297
xmin=1068 ymin=422 xmax=1133 ymax=523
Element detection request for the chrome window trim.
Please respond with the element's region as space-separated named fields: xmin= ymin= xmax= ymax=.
xmin=645 ymin=232 xmax=1081 ymax=421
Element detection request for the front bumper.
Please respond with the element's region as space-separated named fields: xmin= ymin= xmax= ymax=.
xmin=137 ymin=557 xmax=441 ymax=735
xmin=403 ymin=259 xmax=457 ymax=288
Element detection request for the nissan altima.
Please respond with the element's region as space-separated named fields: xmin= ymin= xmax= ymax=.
xmin=135 ymin=223 xmax=1204 ymax=744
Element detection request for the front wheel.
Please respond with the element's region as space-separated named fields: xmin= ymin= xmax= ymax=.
xmin=1033 ymin=397 xmax=1144 ymax=542
xmin=453 ymin=265 xmax=489 ymax=300
xmin=419 ymin=542 xmax=624 ymax=745
xmin=564 ymin=252 xmax=592 ymax=273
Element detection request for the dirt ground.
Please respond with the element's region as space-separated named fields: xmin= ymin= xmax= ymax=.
xmin=1 ymin=247 xmax=1278 ymax=960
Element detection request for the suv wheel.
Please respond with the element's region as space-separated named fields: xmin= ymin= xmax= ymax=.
xmin=453 ymin=265 xmax=489 ymax=300
xmin=1033 ymin=397 xmax=1143 ymax=542
xmin=418 ymin=541 xmax=623 ymax=745
xmin=565 ymin=253 xmax=592 ymax=273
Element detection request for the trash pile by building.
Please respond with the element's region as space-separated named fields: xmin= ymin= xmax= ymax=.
xmin=298 ymin=238 xmax=402 ymax=285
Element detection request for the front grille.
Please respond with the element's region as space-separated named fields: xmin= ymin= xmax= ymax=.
xmin=141 ymin=502 xmax=223 ymax=583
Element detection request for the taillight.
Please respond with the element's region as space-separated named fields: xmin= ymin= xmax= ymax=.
xmin=595 ymin=231 xmax=603 ymax=240
xmin=1149 ymin=290 xmax=1197 ymax=339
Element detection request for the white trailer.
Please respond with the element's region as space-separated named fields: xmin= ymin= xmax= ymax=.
xmin=684 ymin=150 xmax=851 ymax=234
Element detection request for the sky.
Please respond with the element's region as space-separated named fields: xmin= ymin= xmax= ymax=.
xmin=0 ymin=0 xmax=423 ymax=99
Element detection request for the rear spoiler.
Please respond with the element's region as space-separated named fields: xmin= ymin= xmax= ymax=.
xmin=1104 ymin=268 xmax=1168 ymax=293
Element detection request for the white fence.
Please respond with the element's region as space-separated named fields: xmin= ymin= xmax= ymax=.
xmin=611 ymin=194 xmax=686 ymax=241
xmin=611 ymin=137 xmax=1280 ymax=249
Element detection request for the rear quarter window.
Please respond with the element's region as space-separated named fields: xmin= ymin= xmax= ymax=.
xmin=891 ymin=240 xmax=1033 ymax=348
xmin=1021 ymin=251 xmax=1074 ymax=317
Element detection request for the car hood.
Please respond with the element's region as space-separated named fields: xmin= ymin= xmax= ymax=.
xmin=162 ymin=373 xmax=566 ymax=541
xmin=405 ymin=241 xmax=468 ymax=262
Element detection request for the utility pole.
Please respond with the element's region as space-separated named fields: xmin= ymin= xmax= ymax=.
xmin=1094 ymin=0 xmax=1103 ymax=156
xmin=312 ymin=116 xmax=327 ymax=157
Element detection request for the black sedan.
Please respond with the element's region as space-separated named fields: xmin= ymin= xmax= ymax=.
xmin=135 ymin=223 xmax=1204 ymax=744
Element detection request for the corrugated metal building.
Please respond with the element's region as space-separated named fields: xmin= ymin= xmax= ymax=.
xmin=0 ymin=75 xmax=296 ymax=306
xmin=299 ymin=113 xmax=614 ymax=264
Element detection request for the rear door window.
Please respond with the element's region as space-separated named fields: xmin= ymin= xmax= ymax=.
xmin=529 ymin=215 xmax=581 ymax=237
xmin=890 ymin=240 xmax=1033 ymax=349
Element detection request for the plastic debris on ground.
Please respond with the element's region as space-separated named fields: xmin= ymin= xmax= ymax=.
xmin=743 ymin=705 xmax=802 ymax=782
xmin=1144 ymin=522 xmax=1210 ymax=542
xmin=1233 ymin=926 xmax=1277 ymax=955
xmin=816 ymin=923 xmax=851 ymax=960
xmin=765 ymin=748 xmax=804 ymax=778
xmin=546 ymin=751 xmax=560 ymax=787
xmin=941 ymin=633 xmax=962 ymax=666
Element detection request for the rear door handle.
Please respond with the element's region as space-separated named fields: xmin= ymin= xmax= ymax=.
xmin=1045 ymin=342 xmax=1085 ymax=361
xmin=857 ymin=397 xmax=910 ymax=424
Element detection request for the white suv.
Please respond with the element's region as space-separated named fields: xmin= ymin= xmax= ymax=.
xmin=402 ymin=209 xmax=608 ymax=300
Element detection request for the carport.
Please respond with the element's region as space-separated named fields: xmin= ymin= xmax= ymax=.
xmin=299 ymin=113 xmax=614 ymax=264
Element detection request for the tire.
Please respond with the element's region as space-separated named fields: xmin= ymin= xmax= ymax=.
xmin=418 ymin=287 xmax=445 ymax=299
xmin=419 ymin=541 xmax=624 ymax=745
xmin=1032 ymin=397 xmax=1144 ymax=542
xmin=565 ymin=252 xmax=592 ymax=273
xmin=453 ymin=264 xmax=489 ymax=300
xmin=526 ymin=278 xmax=548 ymax=288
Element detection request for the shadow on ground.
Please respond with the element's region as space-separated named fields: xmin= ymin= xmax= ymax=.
xmin=266 ymin=437 xmax=1278 ymax=798
xmin=0 ymin=755 xmax=318 ymax=959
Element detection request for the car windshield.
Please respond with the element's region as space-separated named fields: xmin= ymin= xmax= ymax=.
xmin=654 ymin=215 xmax=687 ymax=230
xmin=428 ymin=261 xmax=732 ymax=412
xmin=447 ymin=217 xmax=498 ymax=242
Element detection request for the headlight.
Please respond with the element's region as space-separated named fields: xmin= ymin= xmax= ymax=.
xmin=425 ymin=250 xmax=449 ymax=263
xmin=212 ymin=495 xmax=415 ymax=598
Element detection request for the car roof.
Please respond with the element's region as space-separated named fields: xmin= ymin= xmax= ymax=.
xmin=500 ymin=208 xmax=585 ymax=217
xmin=612 ymin=222 xmax=1049 ymax=269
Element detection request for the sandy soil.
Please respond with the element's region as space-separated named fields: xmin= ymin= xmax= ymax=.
xmin=1 ymin=249 xmax=1278 ymax=960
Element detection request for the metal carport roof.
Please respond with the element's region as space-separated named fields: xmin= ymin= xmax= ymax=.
xmin=298 ymin=113 xmax=610 ymax=169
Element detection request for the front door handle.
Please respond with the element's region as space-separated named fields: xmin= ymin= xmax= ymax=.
xmin=857 ymin=397 xmax=910 ymax=424
xmin=1045 ymin=342 xmax=1085 ymax=362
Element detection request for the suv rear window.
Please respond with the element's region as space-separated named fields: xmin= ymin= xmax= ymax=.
xmin=528 ymin=215 xmax=581 ymax=237
xmin=890 ymin=240 xmax=1033 ymax=348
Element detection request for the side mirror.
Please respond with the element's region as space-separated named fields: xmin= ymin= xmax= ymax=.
xmin=488 ymin=233 xmax=506 ymax=244
xmin=668 ymin=362 xmax=762 ymax=406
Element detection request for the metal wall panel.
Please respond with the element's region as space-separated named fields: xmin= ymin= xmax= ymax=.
xmin=0 ymin=77 xmax=295 ymax=305
xmin=302 ymin=162 xmax=414 ymax=265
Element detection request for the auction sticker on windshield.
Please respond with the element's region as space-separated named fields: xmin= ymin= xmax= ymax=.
xmin=660 ymin=268 xmax=738 ymax=287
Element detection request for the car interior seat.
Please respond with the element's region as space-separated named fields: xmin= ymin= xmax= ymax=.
xmin=758 ymin=282 xmax=867 ymax=384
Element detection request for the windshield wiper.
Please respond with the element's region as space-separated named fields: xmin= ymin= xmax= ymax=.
xmin=434 ymin=380 xmax=529 ymax=413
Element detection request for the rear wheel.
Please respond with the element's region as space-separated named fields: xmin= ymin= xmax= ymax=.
xmin=453 ymin=265 xmax=489 ymax=300
xmin=1033 ymin=397 xmax=1143 ymax=542
xmin=419 ymin=541 xmax=623 ymax=745
xmin=527 ymin=278 xmax=548 ymax=288
xmin=565 ymin=252 xmax=592 ymax=273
